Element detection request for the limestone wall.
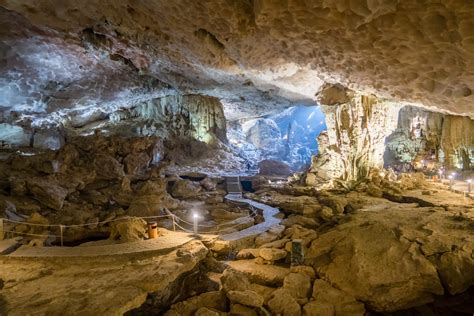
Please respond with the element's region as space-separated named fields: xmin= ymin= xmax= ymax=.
xmin=110 ymin=94 xmax=227 ymax=144
xmin=385 ymin=106 xmax=474 ymax=170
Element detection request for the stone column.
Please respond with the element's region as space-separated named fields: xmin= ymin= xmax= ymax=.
xmin=306 ymin=84 xmax=400 ymax=188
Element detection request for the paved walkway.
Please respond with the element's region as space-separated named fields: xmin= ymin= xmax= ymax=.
xmin=7 ymin=232 xmax=196 ymax=258
xmin=0 ymin=237 xmax=22 ymax=254
xmin=220 ymin=194 xmax=281 ymax=241
xmin=3 ymin=176 xmax=282 ymax=257
xmin=435 ymin=179 xmax=474 ymax=199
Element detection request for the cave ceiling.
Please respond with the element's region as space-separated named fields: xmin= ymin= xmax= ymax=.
xmin=0 ymin=0 xmax=473 ymax=127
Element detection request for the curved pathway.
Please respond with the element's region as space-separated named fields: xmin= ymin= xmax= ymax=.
xmin=6 ymin=232 xmax=197 ymax=258
xmin=3 ymin=178 xmax=282 ymax=257
xmin=220 ymin=193 xmax=281 ymax=241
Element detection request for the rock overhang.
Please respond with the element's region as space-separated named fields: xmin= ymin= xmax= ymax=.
xmin=0 ymin=0 xmax=473 ymax=128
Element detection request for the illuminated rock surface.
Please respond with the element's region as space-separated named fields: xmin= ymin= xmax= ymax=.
xmin=1 ymin=0 xmax=474 ymax=122
xmin=0 ymin=1 xmax=474 ymax=315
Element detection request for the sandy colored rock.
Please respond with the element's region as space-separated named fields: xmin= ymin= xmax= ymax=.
xmin=254 ymin=232 xmax=278 ymax=247
xmin=290 ymin=266 xmax=316 ymax=280
xmin=166 ymin=291 xmax=228 ymax=316
xmin=283 ymin=272 xmax=312 ymax=304
xmin=221 ymin=268 xmax=250 ymax=293
xmin=229 ymin=304 xmax=258 ymax=316
xmin=306 ymin=92 xmax=400 ymax=188
xmin=127 ymin=193 xmax=178 ymax=217
xmin=254 ymin=192 xmax=322 ymax=217
xmin=194 ymin=307 xmax=220 ymax=316
xmin=109 ymin=217 xmax=147 ymax=242
xmin=227 ymin=290 xmax=264 ymax=308
xmin=284 ymin=225 xmax=318 ymax=248
xmin=267 ymin=288 xmax=301 ymax=316
xmin=236 ymin=248 xmax=260 ymax=260
xmin=124 ymin=152 xmax=150 ymax=176
xmin=258 ymin=238 xmax=290 ymax=249
xmin=282 ymin=216 xmax=319 ymax=229
xmin=303 ymin=301 xmax=335 ymax=316
xmin=27 ymin=178 xmax=68 ymax=210
xmin=93 ymin=153 xmax=125 ymax=180
xmin=258 ymin=159 xmax=292 ymax=176
xmin=2 ymin=240 xmax=208 ymax=315
xmin=200 ymin=177 xmax=217 ymax=191
xmin=227 ymin=259 xmax=290 ymax=287
xmin=305 ymin=206 xmax=474 ymax=312
xmin=248 ymin=283 xmax=276 ymax=304
xmin=319 ymin=196 xmax=347 ymax=214
xmin=170 ymin=179 xmax=202 ymax=199
xmin=310 ymin=280 xmax=365 ymax=316
xmin=258 ymin=248 xmax=287 ymax=262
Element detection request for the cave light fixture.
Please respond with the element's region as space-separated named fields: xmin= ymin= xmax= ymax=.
xmin=193 ymin=212 xmax=199 ymax=236
xmin=467 ymin=179 xmax=472 ymax=193
xmin=438 ymin=169 xmax=444 ymax=180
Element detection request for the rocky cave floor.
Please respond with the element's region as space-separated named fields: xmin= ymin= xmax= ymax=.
xmin=0 ymin=136 xmax=473 ymax=316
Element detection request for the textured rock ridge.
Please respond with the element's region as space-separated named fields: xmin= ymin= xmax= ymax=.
xmin=385 ymin=106 xmax=474 ymax=170
xmin=306 ymin=85 xmax=400 ymax=187
xmin=109 ymin=94 xmax=227 ymax=144
xmin=1 ymin=0 xmax=473 ymax=126
xmin=0 ymin=94 xmax=227 ymax=149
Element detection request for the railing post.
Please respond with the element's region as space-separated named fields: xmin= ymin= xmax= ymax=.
xmin=193 ymin=213 xmax=198 ymax=236
xmin=0 ymin=218 xmax=4 ymax=240
xmin=172 ymin=215 xmax=176 ymax=232
xmin=60 ymin=225 xmax=64 ymax=247
xmin=291 ymin=239 xmax=304 ymax=266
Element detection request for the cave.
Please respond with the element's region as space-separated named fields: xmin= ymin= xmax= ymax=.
xmin=0 ymin=2 xmax=473 ymax=316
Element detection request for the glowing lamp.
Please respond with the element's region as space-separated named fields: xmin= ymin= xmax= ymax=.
xmin=468 ymin=179 xmax=472 ymax=193
xmin=193 ymin=213 xmax=199 ymax=236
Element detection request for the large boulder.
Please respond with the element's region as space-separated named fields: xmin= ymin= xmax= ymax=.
xmin=93 ymin=154 xmax=125 ymax=180
xmin=283 ymin=272 xmax=312 ymax=305
xmin=127 ymin=194 xmax=179 ymax=217
xmin=170 ymin=179 xmax=202 ymax=199
xmin=253 ymin=191 xmax=322 ymax=217
xmin=165 ymin=291 xmax=228 ymax=316
xmin=229 ymin=304 xmax=258 ymax=316
xmin=305 ymin=207 xmax=466 ymax=312
xmin=254 ymin=232 xmax=279 ymax=247
xmin=227 ymin=290 xmax=264 ymax=308
xmin=267 ymin=288 xmax=301 ymax=316
xmin=258 ymin=159 xmax=292 ymax=176
xmin=27 ymin=178 xmax=68 ymax=210
xmin=108 ymin=217 xmax=147 ymax=242
xmin=305 ymin=280 xmax=365 ymax=316
xmin=227 ymin=260 xmax=290 ymax=287
xmin=258 ymin=248 xmax=287 ymax=262
xmin=123 ymin=152 xmax=150 ymax=176
xmin=200 ymin=177 xmax=217 ymax=191
xmin=221 ymin=268 xmax=250 ymax=293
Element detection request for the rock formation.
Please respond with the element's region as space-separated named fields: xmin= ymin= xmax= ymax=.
xmin=305 ymin=84 xmax=400 ymax=188
xmin=1 ymin=0 xmax=473 ymax=122
xmin=385 ymin=106 xmax=474 ymax=171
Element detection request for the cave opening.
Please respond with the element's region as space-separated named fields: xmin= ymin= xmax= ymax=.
xmin=227 ymin=105 xmax=327 ymax=175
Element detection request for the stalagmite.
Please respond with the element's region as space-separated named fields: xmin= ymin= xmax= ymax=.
xmin=305 ymin=84 xmax=400 ymax=188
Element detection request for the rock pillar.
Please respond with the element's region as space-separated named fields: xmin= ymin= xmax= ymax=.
xmin=306 ymin=84 xmax=400 ymax=188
